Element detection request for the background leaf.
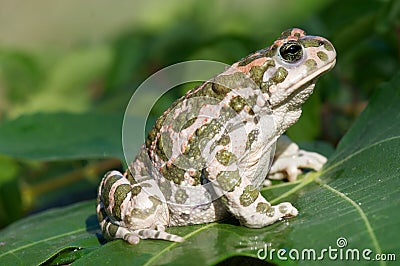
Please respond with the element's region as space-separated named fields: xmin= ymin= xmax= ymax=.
xmin=1 ymin=73 xmax=399 ymax=265
xmin=0 ymin=113 xmax=131 ymax=161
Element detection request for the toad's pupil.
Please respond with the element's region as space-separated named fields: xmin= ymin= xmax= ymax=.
xmin=287 ymin=44 xmax=301 ymax=53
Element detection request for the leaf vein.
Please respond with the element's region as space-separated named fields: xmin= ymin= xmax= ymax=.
xmin=320 ymin=183 xmax=385 ymax=266
xmin=0 ymin=226 xmax=96 ymax=261
xmin=323 ymin=135 xmax=400 ymax=174
xmin=142 ymin=223 xmax=217 ymax=266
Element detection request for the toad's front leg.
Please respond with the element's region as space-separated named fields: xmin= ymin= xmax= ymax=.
xmin=221 ymin=175 xmax=298 ymax=228
xmin=208 ymin=159 xmax=298 ymax=228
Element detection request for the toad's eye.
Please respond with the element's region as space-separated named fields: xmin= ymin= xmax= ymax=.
xmin=279 ymin=41 xmax=303 ymax=63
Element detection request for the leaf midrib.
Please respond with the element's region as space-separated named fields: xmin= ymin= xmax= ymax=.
xmin=142 ymin=223 xmax=217 ymax=266
xmin=324 ymin=135 xmax=400 ymax=174
xmin=319 ymin=183 xmax=382 ymax=261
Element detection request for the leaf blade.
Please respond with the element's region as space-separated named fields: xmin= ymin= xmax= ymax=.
xmin=1 ymin=74 xmax=400 ymax=265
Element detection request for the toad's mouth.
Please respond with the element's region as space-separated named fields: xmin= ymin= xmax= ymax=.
xmin=270 ymin=58 xmax=336 ymax=108
xmin=294 ymin=58 xmax=336 ymax=92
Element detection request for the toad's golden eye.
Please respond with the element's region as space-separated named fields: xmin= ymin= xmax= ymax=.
xmin=279 ymin=41 xmax=303 ymax=63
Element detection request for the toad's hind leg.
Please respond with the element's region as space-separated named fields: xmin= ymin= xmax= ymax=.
xmin=96 ymin=173 xmax=144 ymax=244
xmin=96 ymin=169 xmax=184 ymax=244
xmin=97 ymin=201 xmax=184 ymax=244
xmin=96 ymin=200 xmax=140 ymax=244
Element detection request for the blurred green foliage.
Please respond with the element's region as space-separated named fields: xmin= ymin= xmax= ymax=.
xmin=0 ymin=0 xmax=399 ymax=229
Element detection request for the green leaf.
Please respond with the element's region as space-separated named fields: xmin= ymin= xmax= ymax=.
xmin=9 ymin=46 xmax=113 ymax=116
xmin=0 ymin=113 xmax=131 ymax=161
xmin=0 ymin=201 xmax=98 ymax=266
xmin=1 ymin=74 xmax=399 ymax=265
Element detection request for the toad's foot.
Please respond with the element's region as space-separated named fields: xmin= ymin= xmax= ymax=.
xmin=265 ymin=136 xmax=327 ymax=185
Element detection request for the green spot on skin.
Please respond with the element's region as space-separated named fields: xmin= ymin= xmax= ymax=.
xmin=126 ymin=169 xmax=137 ymax=185
xmin=187 ymin=119 xmax=222 ymax=160
xmin=246 ymin=129 xmax=259 ymax=150
xmin=305 ymin=59 xmax=317 ymax=73
xmin=202 ymin=120 xmax=221 ymax=138
xmin=137 ymin=148 xmax=149 ymax=162
xmin=317 ymin=51 xmax=328 ymax=61
xmin=220 ymin=105 xmax=237 ymax=123
xmin=263 ymin=59 xmax=275 ymax=68
xmin=217 ymin=133 xmax=230 ymax=146
xmin=175 ymin=189 xmax=189 ymax=204
xmin=183 ymin=117 xmax=197 ymax=130
xmin=249 ymin=66 xmax=264 ymax=85
xmin=266 ymin=207 xmax=275 ymax=217
xmin=162 ymin=163 xmax=186 ymax=184
xmin=262 ymin=46 xmax=277 ymax=58
xmin=112 ymin=184 xmax=131 ymax=220
xmin=324 ymin=41 xmax=334 ymax=51
xmin=211 ymin=82 xmax=231 ymax=98
xmin=97 ymin=204 xmax=106 ymax=222
xmin=102 ymin=174 xmax=121 ymax=208
xmin=271 ymin=67 xmax=288 ymax=84
xmin=229 ymin=96 xmax=248 ymax=113
xmin=216 ymin=170 xmax=241 ymax=192
xmin=183 ymin=119 xmax=222 ymax=165
xmin=249 ymin=59 xmax=275 ymax=86
xmin=140 ymin=166 xmax=149 ymax=177
xmin=184 ymin=142 xmax=203 ymax=162
xmin=216 ymin=149 xmax=237 ymax=166
xmin=173 ymin=112 xmax=196 ymax=132
xmin=131 ymin=185 xmax=142 ymax=197
xmin=159 ymin=180 xmax=172 ymax=199
xmin=239 ymin=184 xmax=259 ymax=207
xmin=189 ymin=169 xmax=202 ymax=185
xmin=107 ymin=223 xmax=119 ymax=238
xmin=260 ymin=82 xmax=270 ymax=93
xmin=256 ymin=202 xmax=271 ymax=214
xmin=279 ymin=204 xmax=288 ymax=214
xmin=300 ymin=38 xmax=323 ymax=48
xmin=213 ymin=72 xmax=254 ymax=93
xmin=156 ymin=132 xmax=172 ymax=162
xmin=192 ymin=82 xmax=227 ymax=100
xmin=146 ymin=127 xmax=157 ymax=149
xmin=155 ymin=114 xmax=166 ymax=131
